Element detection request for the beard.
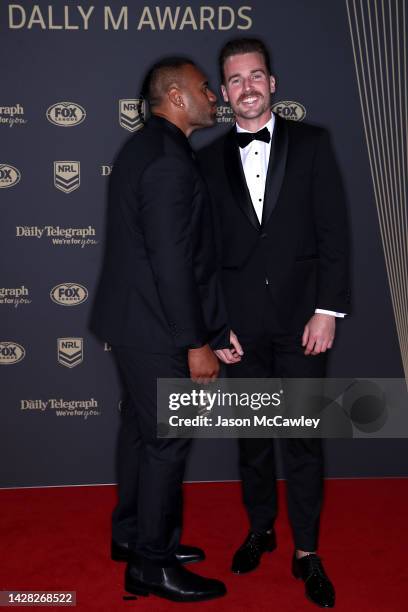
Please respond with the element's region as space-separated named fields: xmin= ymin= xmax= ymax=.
xmin=192 ymin=105 xmax=217 ymax=128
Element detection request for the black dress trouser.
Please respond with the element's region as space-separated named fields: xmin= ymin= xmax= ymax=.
xmin=111 ymin=346 xmax=191 ymax=564
xmin=226 ymin=288 xmax=327 ymax=551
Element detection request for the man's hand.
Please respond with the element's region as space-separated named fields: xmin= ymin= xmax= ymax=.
xmin=215 ymin=331 xmax=244 ymax=365
xmin=188 ymin=344 xmax=220 ymax=384
xmin=302 ymin=314 xmax=336 ymax=356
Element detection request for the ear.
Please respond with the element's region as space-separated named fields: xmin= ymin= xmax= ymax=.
xmin=269 ymin=75 xmax=276 ymax=94
xmin=221 ymin=84 xmax=229 ymax=103
xmin=168 ymin=86 xmax=184 ymax=109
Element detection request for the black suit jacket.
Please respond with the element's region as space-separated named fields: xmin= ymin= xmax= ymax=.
xmin=198 ymin=115 xmax=351 ymax=334
xmin=90 ymin=115 xmax=229 ymax=352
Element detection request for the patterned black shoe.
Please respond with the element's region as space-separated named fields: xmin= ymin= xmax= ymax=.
xmin=292 ymin=553 xmax=335 ymax=608
xmin=231 ymin=530 xmax=276 ymax=574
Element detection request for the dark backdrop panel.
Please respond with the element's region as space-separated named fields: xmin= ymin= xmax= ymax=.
xmin=1 ymin=0 xmax=407 ymax=488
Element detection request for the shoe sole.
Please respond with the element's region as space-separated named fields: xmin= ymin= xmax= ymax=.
xmin=124 ymin=579 xmax=226 ymax=602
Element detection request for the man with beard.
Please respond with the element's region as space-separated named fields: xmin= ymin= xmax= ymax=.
xmin=91 ymin=57 xmax=241 ymax=603
xmin=198 ymin=39 xmax=350 ymax=608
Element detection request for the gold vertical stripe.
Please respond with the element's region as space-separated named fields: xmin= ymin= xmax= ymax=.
xmin=346 ymin=0 xmax=408 ymax=378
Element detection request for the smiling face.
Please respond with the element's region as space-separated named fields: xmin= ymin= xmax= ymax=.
xmin=221 ymin=52 xmax=275 ymax=131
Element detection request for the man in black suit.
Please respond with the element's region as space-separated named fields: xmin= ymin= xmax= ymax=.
xmin=91 ymin=57 xmax=241 ymax=602
xmin=198 ymin=39 xmax=350 ymax=608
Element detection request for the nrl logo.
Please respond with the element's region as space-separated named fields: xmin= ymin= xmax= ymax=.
xmin=119 ymin=99 xmax=145 ymax=132
xmin=57 ymin=337 xmax=83 ymax=368
xmin=54 ymin=161 xmax=80 ymax=193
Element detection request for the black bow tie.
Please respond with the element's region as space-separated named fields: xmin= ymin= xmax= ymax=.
xmin=236 ymin=126 xmax=271 ymax=148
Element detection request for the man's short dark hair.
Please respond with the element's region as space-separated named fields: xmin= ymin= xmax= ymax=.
xmin=219 ymin=38 xmax=271 ymax=83
xmin=141 ymin=56 xmax=195 ymax=107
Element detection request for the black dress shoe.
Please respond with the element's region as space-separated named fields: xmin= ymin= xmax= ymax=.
xmin=231 ymin=530 xmax=276 ymax=574
xmin=125 ymin=560 xmax=226 ymax=602
xmin=292 ymin=553 xmax=335 ymax=608
xmin=111 ymin=540 xmax=205 ymax=564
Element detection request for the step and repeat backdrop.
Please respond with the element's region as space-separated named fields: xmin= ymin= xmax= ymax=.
xmin=2 ymin=0 xmax=408 ymax=487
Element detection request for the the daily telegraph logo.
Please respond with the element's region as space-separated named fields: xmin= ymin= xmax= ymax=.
xmin=46 ymin=102 xmax=86 ymax=127
xmin=54 ymin=161 xmax=80 ymax=193
xmin=216 ymin=105 xmax=234 ymax=124
xmin=50 ymin=283 xmax=88 ymax=306
xmin=0 ymin=286 xmax=31 ymax=308
xmin=16 ymin=225 xmax=98 ymax=247
xmin=0 ymin=104 xmax=27 ymax=127
xmin=272 ymin=101 xmax=306 ymax=122
xmin=57 ymin=337 xmax=83 ymax=368
xmin=119 ymin=99 xmax=145 ymax=132
xmin=0 ymin=341 xmax=26 ymax=365
xmin=0 ymin=164 xmax=21 ymax=188
xmin=21 ymin=398 xmax=100 ymax=419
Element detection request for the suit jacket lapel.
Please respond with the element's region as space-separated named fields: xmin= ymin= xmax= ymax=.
xmin=261 ymin=115 xmax=288 ymax=226
xmin=223 ymin=128 xmax=260 ymax=231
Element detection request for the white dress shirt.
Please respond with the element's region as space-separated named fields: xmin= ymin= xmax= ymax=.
xmin=236 ymin=114 xmax=345 ymax=318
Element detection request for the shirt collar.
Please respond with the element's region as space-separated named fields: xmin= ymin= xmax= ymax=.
xmin=236 ymin=112 xmax=275 ymax=135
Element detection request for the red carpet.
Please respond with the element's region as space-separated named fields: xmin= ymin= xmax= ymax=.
xmin=1 ymin=480 xmax=407 ymax=611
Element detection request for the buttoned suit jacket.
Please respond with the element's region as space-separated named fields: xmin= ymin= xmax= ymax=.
xmin=198 ymin=115 xmax=351 ymax=335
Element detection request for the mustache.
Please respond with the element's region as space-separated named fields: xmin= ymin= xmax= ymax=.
xmin=237 ymin=91 xmax=263 ymax=104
